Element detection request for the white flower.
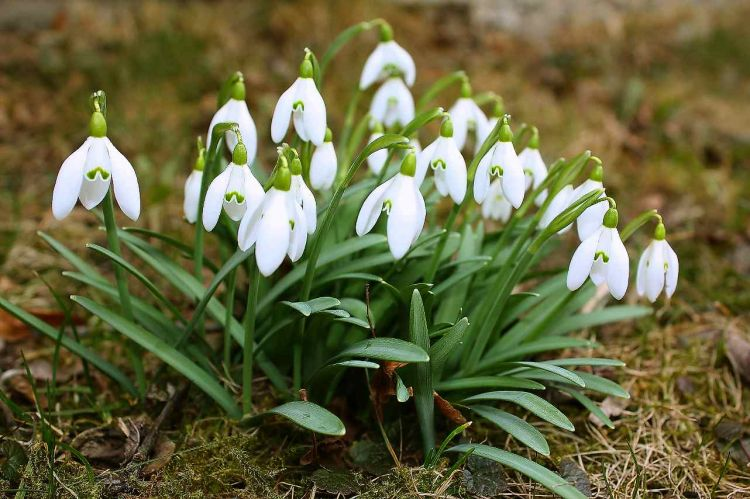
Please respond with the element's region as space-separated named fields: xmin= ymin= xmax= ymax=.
xmin=52 ymin=112 xmax=140 ymax=221
xmin=202 ymin=144 xmax=263 ymax=231
xmin=356 ymin=153 xmax=425 ymax=259
xmin=538 ymin=185 xmax=575 ymax=233
xmin=309 ymin=129 xmax=337 ymax=190
xmin=366 ymin=129 xmax=389 ymax=175
xmin=416 ymin=119 xmax=467 ymax=204
xmin=369 ymin=77 xmax=414 ymax=129
xmin=359 ymin=29 xmax=416 ymax=90
xmin=448 ymin=91 xmax=488 ymax=151
xmin=481 ymin=179 xmax=513 ymax=222
xmin=567 ymin=209 xmax=629 ymax=299
xmin=574 ymin=166 xmax=607 ymax=241
xmin=206 ymin=91 xmax=257 ymax=163
xmin=518 ymin=145 xmax=548 ymax=206
xmin=237 ymin=167 xmax=308 ymax=276
xmin=289 ymin=159 xmax=317 ymax=234
xmin=183 ymin=169 xmax=203 ymax=224
xmin=271 ymin=59 xmax=327 ymax=146
xmin=636 ymin=229 xmax=678 ymax=302
xmin=473 ymin=119 xmax=525 ymax=209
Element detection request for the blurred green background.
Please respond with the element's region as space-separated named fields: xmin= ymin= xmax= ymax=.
xmin=1 ymin=0 xmax=749 ymax=310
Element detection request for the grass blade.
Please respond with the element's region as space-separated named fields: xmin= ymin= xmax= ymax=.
xmin=409 ymin=289 xmax=435 ymax=452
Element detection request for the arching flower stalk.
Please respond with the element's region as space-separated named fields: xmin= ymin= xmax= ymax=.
xmin=52 ymin=107 xmax=140 ymax=221
xmin=370 ymin=76 xmax=415 ymax=129
xmin=448 ymin=79 xmax=488 ymax=151
xmin=359 ymin=23 xmax=416 ymax=90
xmin=574 ymin=162 xmax=607 ymax=241
xmin=289 ymin=157 xmax=317 ymax=234
xmin=416 ymin=117 xmax=467 ymax=204
xmin=637 ymin=222 xmax=679 ymax=302
xmin=202 ymin=140 xmax=263 ymax=231
xmin=473 ymin=115 xmax=525 ymax=210
xmin=272 ymin=54 xmax=327 ymax=146
xmin=183 ymin=142 xmax=206 ymax=224
xmin=567 ymin=206 xmax=629 ymax=299
xmin=356 ymin=151 xmax=426 ymax=259
xmin=238 ymin=158 xmax=308 ymax=276
xmin=207 ymin=72 xmax=258 ymax=162
xmin=309 ymin=128 xmax=337 ymax=190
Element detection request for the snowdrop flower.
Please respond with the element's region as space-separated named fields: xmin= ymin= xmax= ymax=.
xmin=309 ymin=128 xmax=337 ymax=190
xmin=481 ymin=179 xmax=513 ymax=222
xmin=517 ymin=128 xmax=548 ymax=205
xmin=636 ymin=223 xmax=679 ymax=302
xmin=477 ymin=98 xmax=504 ymax=152
xmin=183 ymin=148 xmax=205 ymax=224
xmin=52 ymin=110 xmax=140 ymax=221
xmin=289 ymin=157 xmax=316 ymax=234
xmin=206 ymin=74 xmax=257 ymax=163
xmin=473 ymin=116 xmax=525 ymax=209
xmin=574 ymin=164 xmax=607 ymax=241
xmin=369 ymin=77 xmax=415 ymax=129
xmin=271 ymin=57 xmax=327 ymax=146
xmin=416 ymin=118 xmax=467 ymax=204
xmin=202 ymin=142 xmax=263 ymax=231
xmin=448 ymin=81 xmax=488 ymax=151
xmin=359 ymin=23 xmax=416 ymax=90
xmin=538 ymin=185 xmax=575 ymax=233
xmin=366 ymin=122 xmax=389 ymax=175
xmin=567 ymin=208 xmax=629 ymax=299
xmin=356 ymin=152 xmax=426 ymax=259
xmin=238 ymin=161 xmax=308 ymax=276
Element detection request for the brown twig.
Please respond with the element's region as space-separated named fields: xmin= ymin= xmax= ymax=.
xmin=133 ymin=381 xmax=189 ymax=465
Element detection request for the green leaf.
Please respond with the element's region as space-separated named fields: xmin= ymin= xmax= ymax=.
xmin=548 ymin=305 xmax=652 ymax=336
xmin=499 ymin=362 xmax=585 ymax=387
xmin=575 ymin=372 xmax=630 ymax=399
xmin=38 ymin=231 xmax=103 ymax=282
xmin=72 ymin=296 xmax=241 ymax=418
xmin=429 ymin=317 xmax=469 ymax=375
xmin=559 ymin=387 xmax=615 ymax=429
xmin=282 ymin=297 xmax=341 ymax=317
xmin=331 ymin=337 xmax=429 ymax=364
xmin=319 ymin=20 xmax=377 ymax=76
xmin=446 ymin=444 xmax=586 ymax=499
xmin=395 ymin=374 xmax=410 ymax=402
xmin=330 ymin=360 xmax=379 ymax=369
xmin=432 ymin=262 xmax=488 ymax=295
xmin=462 ymin=391 xmax=574 ymax=431
xmin=546 ymin=358 xmax=626 ymax=368
xmin=409 ymin=289 xmax=435 ymax=452
xmin=0 ymin=297 xmax=137 ymax=396
xmin=469 ymin=405 xmax=550 ymax=455
xmin=477 ymin=338 xmax=597 ymax=370
xmin=335 ymin=316 xmax=371 ymax=329
xmin=267 ymin=401 xmax=346 ymax=436
xmin=435 ymin=376 xmax=545 ymax=392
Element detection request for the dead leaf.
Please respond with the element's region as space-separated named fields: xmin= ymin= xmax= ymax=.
xmin=141 ymin=436 xmax=175 ymax=476
xmin=589 ymin=396 xmax=628 ymax=427
xmin=434 ymin=391 xmax=467 ymax=425
xmin=70 ymin=417 xmax=147 ymax=467
xmin=558 ymin=458 xmax=592 ymax=497
xmin=725 ymin=324 xmax=750 ymax=385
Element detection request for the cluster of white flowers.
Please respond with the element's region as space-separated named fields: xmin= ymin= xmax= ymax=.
xmin=50 ymin=23 xmax=678 ymax=301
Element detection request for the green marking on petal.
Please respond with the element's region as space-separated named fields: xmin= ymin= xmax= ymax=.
xmin=85 ymin=167 xmax=110 ymax=180
xmin=382 ymin=199 xmax=392 ymax=214
xmin=293 ymin=100 xmax=305 ymax=111
xmin=289 ymin=219 xmax=295 ymax=230
xmin=491 ymin=165 xmax=504 ymax=177
xmin=594 ymin=250 xmax=610 ymax=263
xmin=432 ymin=159 xmax=446 ymax=170
xmin=224 ymin=191 xmax=245 ymax=204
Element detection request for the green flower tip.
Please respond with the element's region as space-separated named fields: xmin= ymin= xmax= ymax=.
xmin=290 ymin=157 xmax=303 ymax=175
xmin=440 ymin=118 xmax=454 ymax=138
xmin=232 ymin=142 xmax=248 ymax=165
xmin=527 ymin=126 xmax=539 ymax=149
xmin=492 ymin=98 xmax=504 ymax=118
xmin=230 ymin=75 xmax=246 ymax=101
xmin=379 ymin=22 xmax=393 ymax=42
xmin=460 ymin=79 xmax=472 ymax=98
xmin=654 ymin=222 xmax=666 ymax=240
xmin=274 ymin=162 xmax=292 ymax=191
xmin=590 ymin=163 xmax=604 ymax=182
xmin=372 ymin=120 xmax=384 ymax=134
xmin=499 ymin=115 xmax=513 ymax=142
xmin=324 ymin=127 xmax=333 ymax=142
xmin=299 ymin=58 xmax=314 ymax=79
xmin=194 ymin=151 xmax=206 ymax=172
xmin=603 ymin=208 xmax=619 ymax=229
xmin=400 ymin=151 xmax=417 ymax=177
xmin=89 ymin=111 xmax=107 ymax=138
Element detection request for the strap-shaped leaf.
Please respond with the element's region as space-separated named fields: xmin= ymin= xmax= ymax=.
xmin=409 ymin=289 xmax=435 ymax=451
xmin=546 ymin=358 xmax=625 ymax=368
xmin=575 ymin=372 xmax=630 ymax=399
xmin=548 ymin=305 xmax=651 ymax=336
xmin=266 ymin=401 xmax=345 ymax=436
xmin=435 ymin=376 xmax=545 ymax=392
xmin=331 ymin=337 xmax=429 ymax=364
xmin=282 ymin=297 xmax=341 ymax=317
xmin=429 ymin=317 xmax=469 ymax=375
xmin=497 ymin=362 xmax=585 ymax=387
xmin=559 ymin=387 xmax=615 ymax=429
xmin=469 ymin=405 xmax=549 ymax=455
xmin=446 ymin=444 xmax=586 ymax=499
xmin=463 ymin=391 xmax=574 ymax=431
xmin=71 ymin=296 xmax=241 ymax=418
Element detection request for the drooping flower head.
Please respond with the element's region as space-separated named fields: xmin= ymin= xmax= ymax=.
xmin=574 ymin=163 xmax=607 ymax=241
xmin=538 ymin=184 xmax=575 ymax=234
xmin=202 ymin=141 xmax=264 ymax=231
xmin=238 ymin=158 xmax=308 ymax=276
xmin=481 ymin=179 xmax=513 ymax=222
xmin=636 ymin=222 xmax=679 ymax=302
xmin=473 ymin=115 xmax=525 ymax=210
xmin=366 ymin=121 xmax=389 ymax=175
xmin=359 ymin=23 xmax=416 ymax=90
xmin=206 ymin=72 xmax=258 ymax=163
xmin=448 ymin=80 xmax=489 ymax=151
xmin=356 ymin=151 xmax=426 ymax=259
xmin=517 ymin=127 xmax=548 ymax=206
xmin=567 ymin=207 xmax=629 ymax=299
xmin=52 ymin=102 xmax=140 ymax=221
xmin=271 ymin=54 xmax=327 ymax=146
xmin=416 ymin=117 xmax=467 ymax=204
xmin=309 ymin=128 xmax=337 ymax=191
xmin=369 ymin=77 xmax=415 ymax=129
xmin=289 ymin=157 xmax=317 ymax=234
xmin=183 ymin=142 xmax=206 ymax=224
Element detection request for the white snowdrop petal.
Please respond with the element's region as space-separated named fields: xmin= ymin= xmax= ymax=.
xmin=226 ymin=99 xmax=258 ymax=162
xmin=499 ymin=154 xmax=525 ymax=209
xmin=242 ymin=166 xmax=265 ymax=218
xmin=644 ymin=240 xmax=665 ymax=302
xmin=473 ymin=151 xmax=492 ymax=203
xmin=388 ymin=41 xmax=416 ymax=86
xmin=271 ymin=80 xmax=298 ymax=143
xmin=300 ymin=79 xmax=327 ymax=145
xmin=202 ymin=167 xmax=232 ymax=231
xmin=287 ymin=197 xmax=308 ymax=261
xmin=52 ymin=139 xmax=89 ymax=220
xmin=664 ymin=241 xmax=679 ymax=298
xmin=183 ymin=170 xmax=203 ymax=224
xmin=448 ymin=100 xmax=470 ymax=150
xmin=79 ymin=138 xmax=112 ymax=210
xmin=256 ymin=196 xmax=291 ymax=276
xmin=606 ymin=229 xmax=630 ymax=300
xmin=636 ymin=243 xmax=651 ymax=297
xmin=237 ymin=192 xmax=270 ymax=251
xmin=415 ymin=139 xmax=437 ymax=185
xmin=386 ymin=177 xmax=419 ymax=258
xmin=106 ymin=139 xmax=140 ymax=221
xmin=444 ymin=143 xmax=467 ymax=204
xmin=310 ymin=142 xmax=337 ymax=190
xmin=359 ymin=44 xmax=386 ymax=90
xmin=299 ymin=179 xmax=317 ymax=234
xmin=567 ymin=230 xmax=599 ymax=291
xmin=366 ymin=133 xmax=388 ymax=174
xmin=539 ymin=185 xmax=573 ymax=229
xmin=355 ymin=178 xmax=393 ymax=235
xmin=206 ymin=101 xmax=229 ymax=149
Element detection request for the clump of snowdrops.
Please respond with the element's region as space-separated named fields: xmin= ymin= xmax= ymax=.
xmin=2 ymin=20 xmax=679 ymax=498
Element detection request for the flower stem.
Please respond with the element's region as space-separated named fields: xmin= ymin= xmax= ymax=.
xmin=101 ymin=189 xmax=145 ymax=396
xmin=424 ymin=203 xmax=460 ymax=283
xmin=223 ymin=268 xmax=237 ymax=375
xmin=242 ymin=262 xmax=260 ymax=414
